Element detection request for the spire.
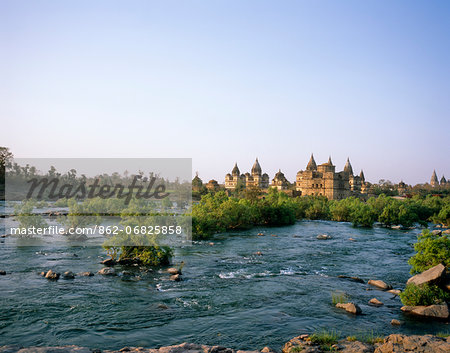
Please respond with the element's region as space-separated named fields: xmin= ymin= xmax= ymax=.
xmin=251 ymin=158 xmax=262 ymax=175
xmin=327 ymin=156 xmax=333 ymax=165
xmin=306 ymin=153 xmax=317 ymax=171
xmin=232 ymin=162 xmax=240 ymax=176
xmin=359 ymin=170 xmax=365 ymax=181
xmin=431 ymin=170 xmax=438 ymax=186
xmin=441 ymin=175 xmax=447 ymax=184
xmin=344 ymin=157 xmax=353 ymax=175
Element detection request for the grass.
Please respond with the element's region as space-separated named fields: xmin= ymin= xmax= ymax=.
xmin=289 ymin=347 xmax=303 ymax=353
xmin=346 ymin=336 xmax=357 ymax=342
xmin=356 ymin=330 xmax=384 ymax=344
xmin=309 ymin=329 xmax=340 ymax=351
xmin=436 ymin=332 xmax=450 ymax=338
xmin=331 ymin=291 xmax=349 ymax=305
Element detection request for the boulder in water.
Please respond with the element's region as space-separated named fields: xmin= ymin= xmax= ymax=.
xmin=63 ymin=271 xmax=75 ymax=279
xmin=167 ymin=267 xmax=181 ymax=275
xmin=368 ymin=279 xmax=392 ymax=290
xmin=78 ymin=272 xmax=94 ymax=277
xmin=45 ymin=270 xmax=60 ymax=280
xmin=337 ymin=275 xmax=365 ymax=284
xmin=0 ymin=270 xmax=6 ymax=275
xmin=98 ymin=267 xmax=116 ymax=276
xmin=388 ymin=289 xmax=401 ymax=295
xmin=401 ymin=304 xmax=449 ymax=319
xmin=317 ymin=234 xmax=331 ymax=240
xmin=369 ymin=298 xmax=384 ymax=306
xmin=170 ymin=274 xmax=182 ymax=281
xmin=336 ymin=302 xmax=362 ymax=314
xmin=406 ymin=263 xmax=446 ymax=287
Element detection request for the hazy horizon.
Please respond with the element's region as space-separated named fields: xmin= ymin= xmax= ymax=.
xmin=2 ymin=0 xmax=449 ymax=185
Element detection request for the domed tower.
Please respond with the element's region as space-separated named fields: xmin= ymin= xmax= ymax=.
xmin=306 ymin=154 xmax=317 ymax=171
xmin=271 ymin=169 xmax=289 ymax=190
xmin=251 ymin=158 xmax=262 ymax=176
xmin=431 ymin=170 xmax=439 ymax=187
xmin=192 ymin=172 xmax=203 ymax=191
xmin=225 ymin=163 xmax=242 ymax=190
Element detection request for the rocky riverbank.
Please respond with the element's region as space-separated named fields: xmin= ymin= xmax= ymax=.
xmin=1 ymin=334 xmax=449 ymax=353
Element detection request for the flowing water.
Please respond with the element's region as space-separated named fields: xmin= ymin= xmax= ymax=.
xmin=0 ymin=220 xmax=447 ymax=350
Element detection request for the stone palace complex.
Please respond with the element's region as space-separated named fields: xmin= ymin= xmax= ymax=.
xmin=191 ymin=156 xmax=448 ymax=201
xmin=224 ymin=155 xmax=368 ymax=200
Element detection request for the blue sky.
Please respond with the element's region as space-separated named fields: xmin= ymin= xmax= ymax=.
xmin=1 ymin=0 xmax=449 ymax=184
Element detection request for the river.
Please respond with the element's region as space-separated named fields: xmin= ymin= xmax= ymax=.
xmin=0 ymin=220 xmax=446 ymax=350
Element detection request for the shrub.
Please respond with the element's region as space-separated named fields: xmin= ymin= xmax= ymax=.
xmin=432 ymin=204 xmax=450 ymax=227
xmin=408 ymin=230 xmax=450 ymax=274
xmin=119 ymin=245 xmax=173 ymax=266
xmin=399 ymin=283 xmax=450 ymax=306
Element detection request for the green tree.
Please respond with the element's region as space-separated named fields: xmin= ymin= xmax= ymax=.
xmin=350 ymin=203 xmax=377 ymax=228
xmin=408 ymin=229 xmax=450 ymax=274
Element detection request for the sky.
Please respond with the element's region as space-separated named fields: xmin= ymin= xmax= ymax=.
xmin=1 ymin=0 xmax=449 ymax=185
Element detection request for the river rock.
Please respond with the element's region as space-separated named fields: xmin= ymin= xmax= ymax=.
xmin=0 ymin=270 xmax=6 ymax=275
xmin=63 ymin=271 xmax=75 ymax=279
xmin=387 ymin=289 xmax=401 ymax=295
xmin=167 ymin=267 xmax=181 ymax=275
xmin=170 ymin=274 xmax=182 ymax=281
xmin=368 ymin=279 xmax=392 ymax=290
xmin=375 ymin=334 xmax=450 ymax=353
xmin=45 ymin=270 xmax=60 ymax=280
xmin=101 ymin=258 xmax=116 ymax=266
xmin=98 ymin=267 xmax=116 ymax=276
xmin=369 ymin=298 xmax=384 ymax=306
xmin=336 ymin=302 xmax=362 ymax=314
xmin=316 ymin=234 xmax=331 ymax=240
xmin=260 ymin=347 xmax=277 ymax=353
xmin=431 ymin=229 xmax=442 ymax=236
xmin=339 ymin=341 xmax=373 ymax=353
xmin=254 ymin=251 xmax=263 ymax=256
xmin=78 ymin=272 xmax=94 ymax=277
xmin=406 ymin=263 xmax=446 ymax=286
xmin=390 ymin=319 xmax=401 ymax=325
xmin=442 ymin=229 xmax=450 ymax=234
xmin=401 ymin=304 xmax=450 ymax=319
xmin=337 ymin=275 xmax=365 ymax=283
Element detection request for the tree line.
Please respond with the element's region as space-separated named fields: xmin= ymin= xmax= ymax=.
xmin=192 ymin=189 xmax=450 ymax=239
